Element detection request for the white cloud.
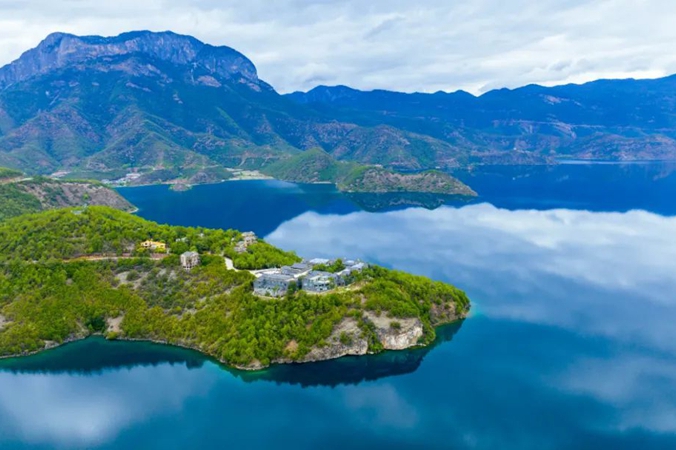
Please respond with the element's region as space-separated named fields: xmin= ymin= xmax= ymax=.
xmin=0 ymin=0 xmax=674 ymax=94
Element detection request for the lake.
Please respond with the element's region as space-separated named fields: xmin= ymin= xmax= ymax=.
xmin=1 ymin=163 xmax=675 ymax=449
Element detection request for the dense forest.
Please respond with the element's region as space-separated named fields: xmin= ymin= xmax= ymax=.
xmin=0 ymin=207 xmax=470 ymax=368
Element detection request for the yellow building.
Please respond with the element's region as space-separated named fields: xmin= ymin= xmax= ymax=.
xmin=141 ymin=240 xmax=167 ymax=253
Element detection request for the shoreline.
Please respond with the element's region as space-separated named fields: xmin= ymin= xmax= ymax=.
xmin=114 ymin=176 xmax=478 ymax=197
xmin=0 ymin=317 xmax=467 ymax=372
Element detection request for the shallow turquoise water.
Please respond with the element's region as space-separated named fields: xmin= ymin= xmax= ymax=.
xmin=1 ymin=164 xmax=675 ymax=449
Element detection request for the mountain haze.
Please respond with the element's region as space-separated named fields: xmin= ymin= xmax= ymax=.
xmin=0 ymin=30 xmax=674 ymax=176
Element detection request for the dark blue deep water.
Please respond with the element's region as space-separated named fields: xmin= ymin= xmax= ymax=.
xmin=1 ymin=163 xmax=676 ymax=449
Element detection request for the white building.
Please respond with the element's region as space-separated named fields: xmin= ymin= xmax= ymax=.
xmin=180 ymin=251 xmax=200 ymax=270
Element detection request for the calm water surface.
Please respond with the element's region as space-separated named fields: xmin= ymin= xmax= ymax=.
xmin=1 ymin=164 xmax=676 ymax=449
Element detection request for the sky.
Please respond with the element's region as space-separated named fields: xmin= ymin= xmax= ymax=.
xmin=0 ymin=0 xmax=675 ymax=94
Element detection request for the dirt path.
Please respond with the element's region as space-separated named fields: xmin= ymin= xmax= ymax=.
xmin=63 ymin=254 xmax=169 ymax=263
xmin=224 ymin=257 xmax=238 ymax=271
xmin=0 ymin=177 xmax=31 ymax=185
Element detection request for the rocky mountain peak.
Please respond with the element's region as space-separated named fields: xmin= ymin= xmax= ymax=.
xmin=0 ymin=30 xmax=262 ymax=90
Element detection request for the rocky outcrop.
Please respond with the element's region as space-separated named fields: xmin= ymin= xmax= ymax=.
xmin=18 ymin=180 xmax=135 ymax=212
xmin=430 ymin=301 xmax=463 ymax=326
xmin=294 ymin=318 xmax=368 ymax=363
xmin=283 ymin=313 xmax=426 ymax=368
xmin=364 ymin=312 xmax=424 ymax=350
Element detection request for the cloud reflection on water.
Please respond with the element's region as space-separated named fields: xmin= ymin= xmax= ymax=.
xmin=267 ymin=203 xmax=676 ymax=349
xmin=0 ymin=365 xmax=216 ymax=447
xmin=266 ymin=202 xmax=676 ymax=440
xmin=1 ymin=202 xmax=675 ymax=448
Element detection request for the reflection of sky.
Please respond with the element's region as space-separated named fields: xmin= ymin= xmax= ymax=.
xmin=268 ymin=204 xmax=676 ymax=350
xmin=2 ymin=202 xmax=676 ymax=448
xmin=265 ymin=203 xmax=676 ymax=445
xmin=0 ymin=365 xmax=217 ymax=449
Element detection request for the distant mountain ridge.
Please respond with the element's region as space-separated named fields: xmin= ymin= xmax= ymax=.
xmin=287 ymin=76 xmax=676 ymax=162
xmin=0 ymin=30 xmax=674 ymax=177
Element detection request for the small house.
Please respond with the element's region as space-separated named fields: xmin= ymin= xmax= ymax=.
xmin=180 ymin=251 xmax=200 ymax=270
xmin=141 ymin=240 xmax=167 ymax=253
xmin=235 ymin=232 xmax=258 ymax=253
xmin=241 ymin=232 xmax=258 ymax=245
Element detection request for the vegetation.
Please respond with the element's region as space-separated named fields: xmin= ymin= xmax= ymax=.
xmin=313 ymin=259 xmax=346 ymax=273
xmin=0 ymin=173 xmax=133 ymax=222
xmin=225 ymin=242 xmax=301 ymax=270
xmin=262 ymin=148 xmax=476 ymax=195
xmin=0 ymin=207 xmax=470 ymax=368
xmin=0 ymin=167 xmax=22 ymax=180
xmin=0 ymin=183 xmax=43 ymax=221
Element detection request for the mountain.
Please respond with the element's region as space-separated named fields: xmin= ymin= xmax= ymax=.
xmin=0 ymin=30 xmax=674 ymax=178
xmin=262 ymin=148 xmax=476 ymax=195
xmin=287 ymin=77 xmax=676 ymax=162
xmin=0 ymin=31 xmax=466 ymax=175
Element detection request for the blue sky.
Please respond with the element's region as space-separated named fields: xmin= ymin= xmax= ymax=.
xmin=0 ymin=0 xmax=674 ymax=94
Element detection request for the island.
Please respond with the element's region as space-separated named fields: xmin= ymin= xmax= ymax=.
xmin=0 ymin=206 xmax=471 ymax=370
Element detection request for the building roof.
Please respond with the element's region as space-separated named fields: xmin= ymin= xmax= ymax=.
xmin=258 ymin=273 xmax=295 ymax=283
xmin=307 ymin=271 xmax=337 ymax=280
xmin=308 ymin=258 xmax=331 ymax=266
xmin=181 ymin=251 xmax=199 ymax=258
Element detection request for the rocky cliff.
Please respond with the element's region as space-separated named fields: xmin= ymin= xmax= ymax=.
xmin=0 ymin=31 xmax=265 ymax=91
xmin=0 ymin=176 xmax=135 ymax=221
xmin=283 ymin=308 xmax=461 ymax=368
xmin=20 ymin=179 xmax=135 ymax=211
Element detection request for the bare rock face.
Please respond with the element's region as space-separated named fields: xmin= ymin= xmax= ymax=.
xmin=288 ymin=313 xmax=426 ymax=367
xmin=297 ymin=318 xmax=368 ymax=363
xmin=364 ymin=312 xmax=424 ymax=350
xmin=0 ymin=31 xmax=263 ymax=90
xmin=19 ymin=181 xmax=135 ymax=212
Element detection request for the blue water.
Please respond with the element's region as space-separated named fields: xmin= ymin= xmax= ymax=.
xmin=1 ymin=163 xmax=676 ymax=449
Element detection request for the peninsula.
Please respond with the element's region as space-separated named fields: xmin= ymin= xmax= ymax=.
xmin=0 ymin=169 xmax=135 ymax=221
xmin=261 ymin=148 xmax=476 ymax=196
xmin=0 ymin=207 xmax=470 ymax=370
